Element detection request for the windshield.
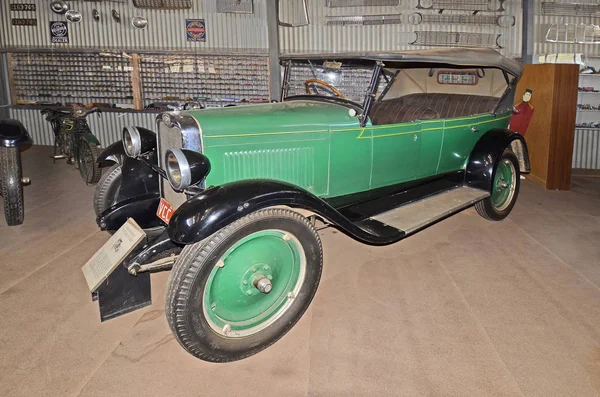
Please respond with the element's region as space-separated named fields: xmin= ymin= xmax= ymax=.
xmin=282 ymin=60 xmax=391 ymax=106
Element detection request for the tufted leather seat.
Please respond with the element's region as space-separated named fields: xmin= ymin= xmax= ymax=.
xmin=370 ymin=93 xmax=499 ymax=126
xmin=369 ymin=100 xmax=439 ymax=125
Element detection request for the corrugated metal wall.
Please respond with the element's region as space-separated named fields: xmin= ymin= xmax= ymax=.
xmin=279 ymin=1 xmax=523 ymax=57
xmin=1 ymin=0 xmax=268 ymax=51
xmin=573 ymin=128 xmax=600 ymax=169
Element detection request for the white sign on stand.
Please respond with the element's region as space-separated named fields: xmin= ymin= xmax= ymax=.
xmin=81 ymin=218 xmax=146 ymax=292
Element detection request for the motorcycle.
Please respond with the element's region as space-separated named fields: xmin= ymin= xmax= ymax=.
xmin=0 ymin=119 xmax=32 ymax=226
xmin=41 ymin=106 xmax=103 ymax=184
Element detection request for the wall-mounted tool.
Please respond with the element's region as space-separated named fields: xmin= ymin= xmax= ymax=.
xmin=326 ymin=0 xmax=399 ymax=6
xmin=542 ymin=2 xmax=600 ymax=17
xmin=409 ymin=12 xmax=515 ymax=28
xmin=278 ymin=0 xmax=309 ymax=27
xmin=325 ymin=14 xmax=402 ymax=26
xmin=112 ymin=9 xmax=121 ymax=23
xmin=132 ymin=16 xmax=149 ymax=29
xmin=217 ymin=0 xmax=253 ymax=14
xmin=132 ymin=0 xmax=192 ymax=9
xmin=546 ymin=23 xmax=600 ymax=44
xmin=410 ymin=31 xmax=503 ymax=48
xmin=50 ymin=0 xmax=69 ymax=14
xmin=416 ymin=0 xmax=505 ymax=14
xmin=66 ymin=10 xmax=83 ymax=23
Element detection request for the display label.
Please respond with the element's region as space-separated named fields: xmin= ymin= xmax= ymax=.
xmin=50 ymin=21 xmax=69 ymax=43
xmin=10 ymin=3 xmax=36 ymax=11
xmin=186 ymin=19 xmax=206 ymax=42
xmin=81 ymin=218 xmax=146 ymax=292
xmin=156 ymin=198 xmax=175 ymax=224
xmin=12 ymin=18 xmax=37 ymax=26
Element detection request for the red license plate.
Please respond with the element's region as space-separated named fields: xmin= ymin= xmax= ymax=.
xmin=156 ymin=198 xmax=175 ymax=224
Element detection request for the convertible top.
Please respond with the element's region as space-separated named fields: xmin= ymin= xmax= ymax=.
xmin=280 ymin=47 xmax=523 ymax=78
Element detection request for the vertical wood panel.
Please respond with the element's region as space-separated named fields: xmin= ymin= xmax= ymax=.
xmin=547 ymin=64 xmax=578 ymax=190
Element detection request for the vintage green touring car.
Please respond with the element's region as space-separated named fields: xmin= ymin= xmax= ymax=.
xmin=92 ymin=48 xmax=529 ymax=362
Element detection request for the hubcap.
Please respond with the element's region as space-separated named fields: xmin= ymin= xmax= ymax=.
xmin=491 ymin=159 xmax=516 ymax=211
xmin=202 ymin=230 xmax=306 ymax=338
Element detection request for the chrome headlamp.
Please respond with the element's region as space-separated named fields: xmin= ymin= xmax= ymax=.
xmin=165 ymin=148 xmax=211 ymax=191
xmin=122 ymin=126 xmax=156 ymax=158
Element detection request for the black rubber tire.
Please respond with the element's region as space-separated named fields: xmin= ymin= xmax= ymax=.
xmin=77 ymin=135 xmax=102 ymax=184
xmin=475 ymin=149 xmax=520 ymax=221
xmin=93 ymin=164 xmax=122 ymax=217
xmin=0 ymin=147 xmax=24 ymax=226
xmin=165 ymin=208 xmax=323 ymax=363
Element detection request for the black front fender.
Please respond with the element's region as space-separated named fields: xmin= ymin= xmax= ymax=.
xmin=97 ymin=141 xmax=125 ymax=168
xmin=466 ymin=128 xmax=530 ymax=192
xmin=97 ymin=193 xmax=163 ymax=231
xmin=167 ymin=180 xmax=404 ymax=246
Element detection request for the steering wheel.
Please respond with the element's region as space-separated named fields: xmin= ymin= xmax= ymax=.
xmin=304 ymin=79 xmax=344 ymax=98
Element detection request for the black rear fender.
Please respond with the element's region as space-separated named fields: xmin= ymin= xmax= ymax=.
xmin=167 ymin=180 xmax=404 ymax=246
xmin=466 ymin=128 xmax=530 ymax=192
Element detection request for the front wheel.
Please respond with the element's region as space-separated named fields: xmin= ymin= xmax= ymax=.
xmin=77 ymin=135 xmax=102 ymax=184
xmin=165 ymin=208 xmax=323 ymax=362
xmin=475 ymin=149 xmax=520 ymax=221
xmin=0 ymin=147 xmax=24 ymax=226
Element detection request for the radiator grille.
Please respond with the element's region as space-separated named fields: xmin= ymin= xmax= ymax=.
xmin=157 ymin=122 xmax=187 ymax=209
xmin=222 ymin=148 xmax=316 ymax=191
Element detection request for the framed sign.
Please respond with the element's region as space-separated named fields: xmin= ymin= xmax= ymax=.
xmin=12 ymin=18 xmax=37 ymax=26
xmin=50 ymin=21 xmax=69 ymax=43
xmin=10 ymin=3 xmax=36 ymax=11
xmin=437 ymin=70 xmax=478 ymax=85
xmin=186 ymin=19 xmax=206 ymax=42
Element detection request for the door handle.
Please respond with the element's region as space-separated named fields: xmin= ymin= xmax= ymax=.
xmin=471 ymin=127 xmax=480 ymax=133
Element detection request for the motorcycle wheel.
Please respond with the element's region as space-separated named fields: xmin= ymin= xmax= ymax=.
xmin=0 ymin=147 xmax=24 ymax=226
xmin=77 ymin=134 xmax=102 ymax=184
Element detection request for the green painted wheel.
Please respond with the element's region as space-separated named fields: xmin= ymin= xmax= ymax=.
xmin=203 ymin=229 xmax=307 ymax=337
xmin=491 ymin=158 xmax=516 ymax=211
xmin=475 ymin=149 xmax=520 ymax=221
xmin=165 ymin=208 xmax=323 ymax=362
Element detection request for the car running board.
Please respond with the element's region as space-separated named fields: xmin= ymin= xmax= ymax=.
xmin=366 ymin=186 xmax=489 ymax=236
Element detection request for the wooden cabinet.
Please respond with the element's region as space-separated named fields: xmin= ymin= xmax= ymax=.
xmin=514 ymin=64 xmax=578 ymax=190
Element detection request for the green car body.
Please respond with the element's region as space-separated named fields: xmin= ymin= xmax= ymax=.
xmin=190 ymin=101 xmax=511 ymax=199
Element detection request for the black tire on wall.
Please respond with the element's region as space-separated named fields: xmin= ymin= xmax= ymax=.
xmin=0 ymin=147 xmax=24 ymax=226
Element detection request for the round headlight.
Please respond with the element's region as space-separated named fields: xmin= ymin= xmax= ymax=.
xmin=122 ymin=126 xmax=142 ymax=157
xmin=166 ymin=149 xmax=191 ymax=191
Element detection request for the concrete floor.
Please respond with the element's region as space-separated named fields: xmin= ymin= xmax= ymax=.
xmin=1 ymin=145 xmax=600 ymax=397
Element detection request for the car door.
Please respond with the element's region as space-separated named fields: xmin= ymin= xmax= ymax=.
xmin=370 ymin=121 xmax=421 ymax=189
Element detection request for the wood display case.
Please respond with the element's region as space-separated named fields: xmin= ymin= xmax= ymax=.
xmin=515 ymin=63 xmax=578 ymax=190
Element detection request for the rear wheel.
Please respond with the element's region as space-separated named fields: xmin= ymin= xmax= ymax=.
xmin=77 ymin=135 xmax=102 ymax=184
xmin=475 ymin=149 xmax=520 ymax=221
xmin=0 ymin=147 xmax=24 ymax=226
xmin=165 ymin=208 xmax=323 ymax=362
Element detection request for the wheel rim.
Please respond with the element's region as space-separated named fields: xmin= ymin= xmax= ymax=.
xmin=202 ymin=229 xmax=306 ymax=338
xmin=491 ymin=159 xmax=516 ymax=211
